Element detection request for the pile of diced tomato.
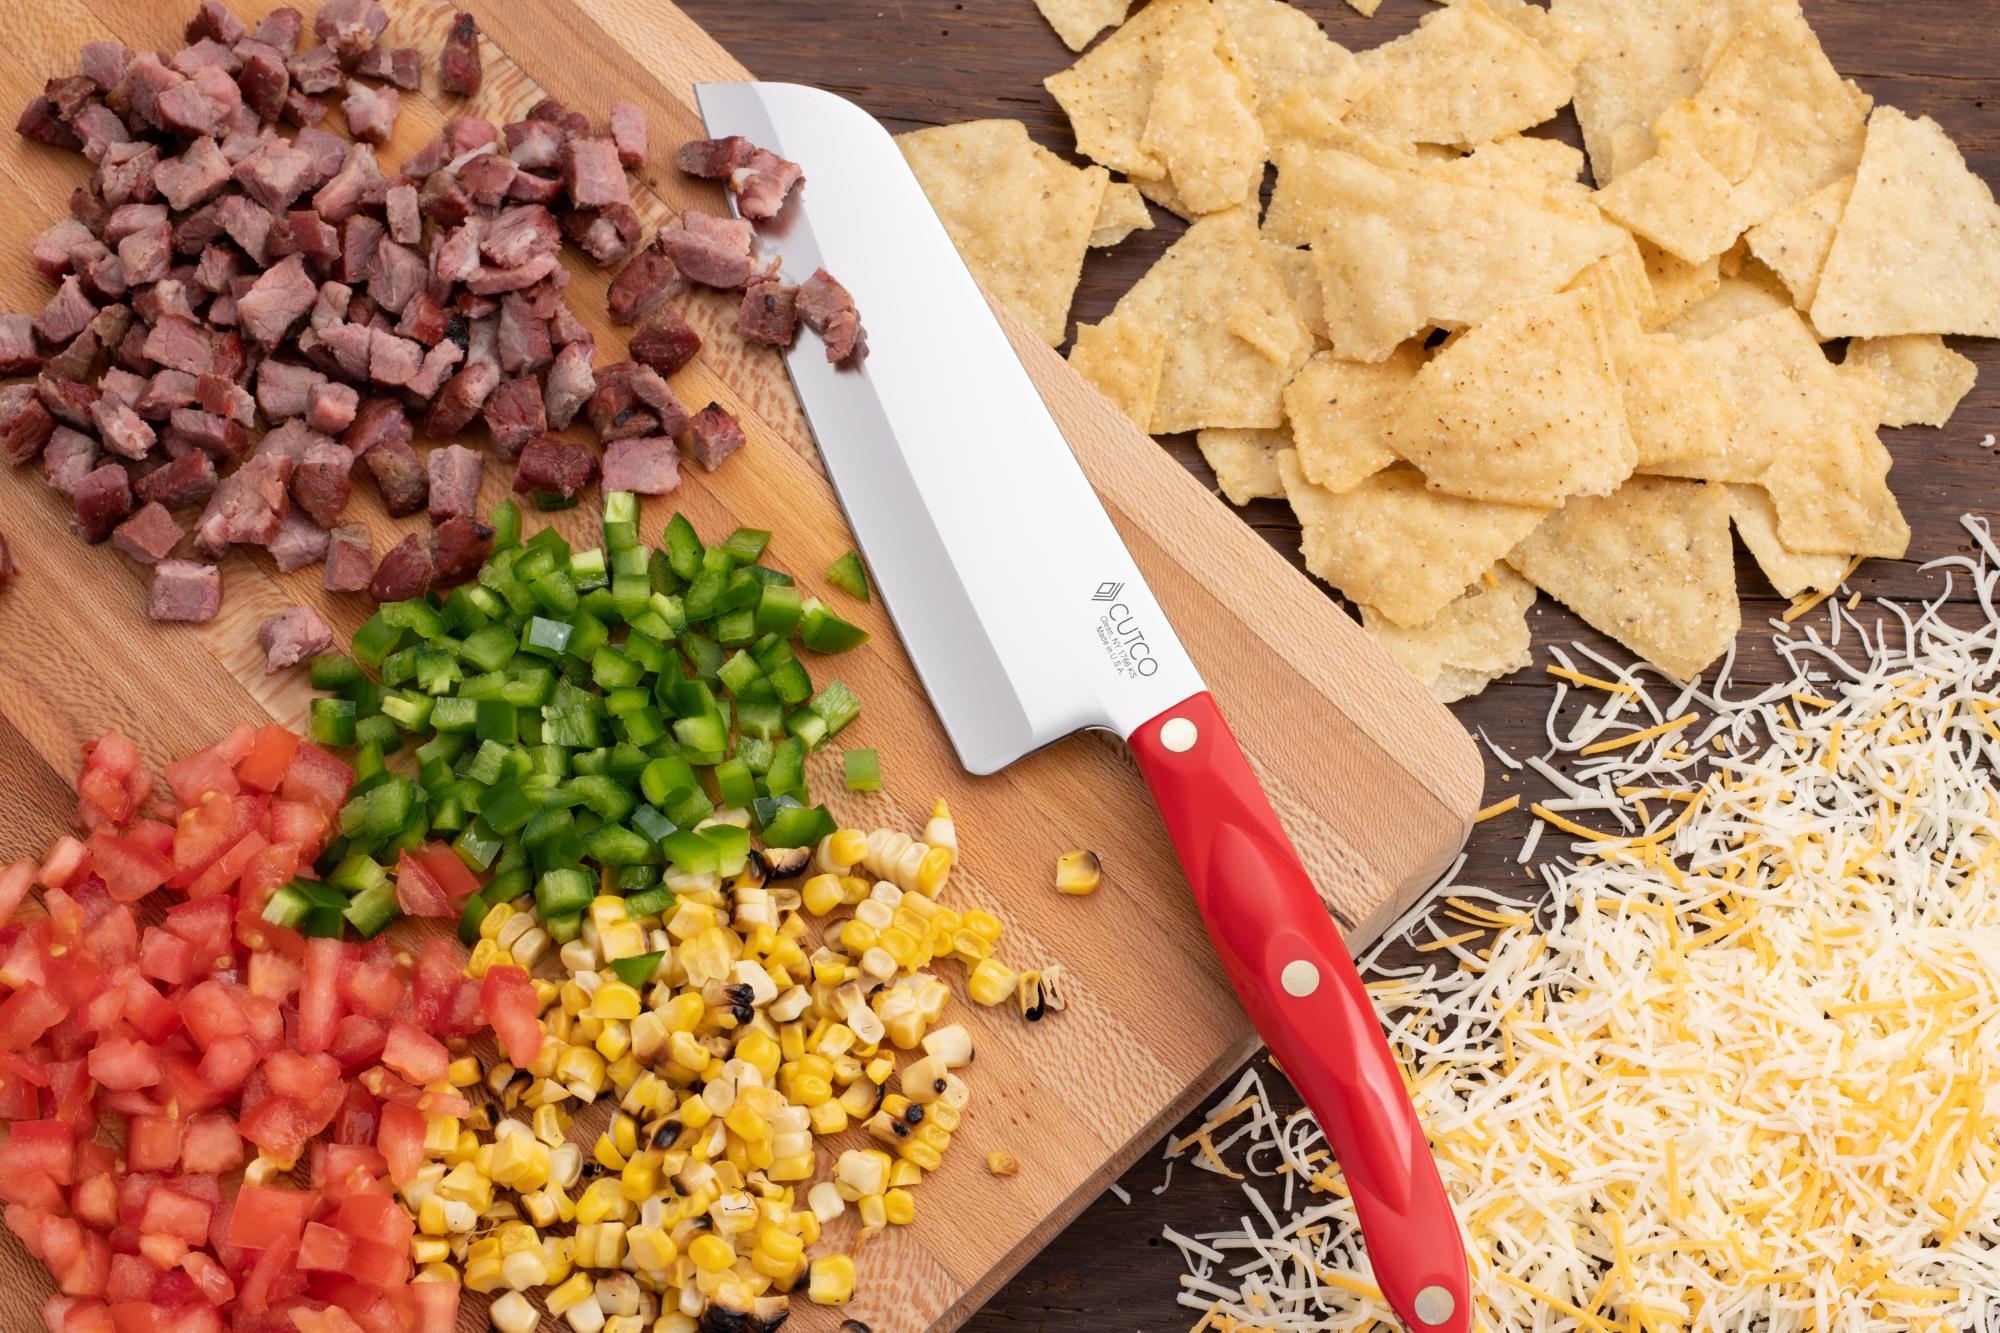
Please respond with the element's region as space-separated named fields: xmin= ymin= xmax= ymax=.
xmin=0 ymin=725 xmax=537 ymax=1333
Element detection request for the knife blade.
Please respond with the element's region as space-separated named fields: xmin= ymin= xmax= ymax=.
xmin=695 ymin=81 xmax=1471 ymax=1333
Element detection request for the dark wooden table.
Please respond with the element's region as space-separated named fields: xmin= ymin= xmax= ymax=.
xmin=678 ymin=2 xmax=2000 ymax=1326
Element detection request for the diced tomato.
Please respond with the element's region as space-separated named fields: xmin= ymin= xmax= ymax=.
xmin=168 ymin=795 xmax=267 ymax=891
xmin=0 ymin=1046 xmax=50 ymax=1090
xmin=244 ymin=950 xmax=302 ymax=1004
xmin=179 ymin=981 xmax=249 ymax=1049
xmin=77 ymin=735 xmax=151 ymax=834
xmin=83 ymin=909 xmax=140 ymax=971
xmin=84 ymin=833 xmax=173 ymax=905
xmin=329 ymin=1085 xmax=379 ymax=1149
xmin=373 ymin=1103 xmax=423 ymax=1190
xmin=48 ymin=1059 xmax=93 ymax=1123
xmin=138 ymin=1187 xmax=213 ymax=1246
xmin=121 ymin=974 xmax=182 ymax=1043
xmin=298 ymin=939 xmax=348 ymax=1055
xmin=183 ymin=830 xmax=268 ymax=902
xmin=0 ymin=1169 xmax=65 ymax=1212
xmin=411 ymin=940 xmax=482 ymax=1037
xmin=179 ymin=1250 xmax=235 ymax=1308
xmin=326 ymin=1015 xmax=386 ymax=1072
xmin=408 ymin=845 xmax=480 ymax=905
xmin=277 ymin=744 xmax=354 ymax=820
xmin=262 ymin=1051 xmax=341 ymax=1110
xmin=233 ymin=842 xmax=301 ymax=917
xmin=137 ymin=930 xmax=197 ymax=988
xmin=233 ymin=727 xmax=300 ymax=795
xmin=226 ymin=1187 xmax=309 ymax=1254
xmin=44 ymin=1214 xmax=111 ymax=1296
xmin=378 ymin=1022 xmax=448 ymax=1085
xmin=177 ymin=1115 xmax=243 ymax=1176
xmin=236 ymin=1096 xmax=315 ymax=1164
xmin=87 ymin=1037 xmax=163 ymax=1091
xmin=38 ymin=837 xmax=89 ymax=892
xmin=393 ymin=1279 xmax=459 ymax=1333
xmin=0 ymin=1070 xmax=42 ymax=1120
xmin=331 ymin=1194 xmax=411 ymax=1255
xmin=232 ymin=1231 xmax=297 ymax=1314
xmin=0 ymin=985 xmax=70 ymax=1051
xmin=125 ymin=1117 xmax=185 ymax=1174
xmin=295 ymin=1222 xmax=349 ymax=1271
xmin=389 ymin=853 xmax=450 ymax=919
xmin=340 ymin=1236 xmax=408 ymax=1288
xmin=480 ymin=965 xmax=544 ymax=1067
xmin=192 ymin=1036 xmax=257 ymax=1098
xmin=162 ymin=728 xmax=253 ymax=809
xmin=161 ymin=898 xmax=235 ymax=963
xmin=0 ymin=858 xmax=34 ymax=926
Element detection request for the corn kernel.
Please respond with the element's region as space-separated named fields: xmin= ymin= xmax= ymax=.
xmin=545 ymin=1271 xmax=595 ymax=1316
xmin=884 ymin=1187 xmax=916 ymax=1225
xmin=688 ymin=1234 xmax=734 ymax=1273
xmin=968 ymin=957 xmax=1016 ymax=1006
xmin=808 ymin=1254 xmax=856 ymax=1305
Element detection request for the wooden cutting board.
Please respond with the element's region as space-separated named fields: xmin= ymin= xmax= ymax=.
xmin=0 ymin=0 xmax=1484 ymax=1327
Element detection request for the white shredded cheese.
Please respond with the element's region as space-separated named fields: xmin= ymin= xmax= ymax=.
xmin=1163 ymin=516 xmax=2000 ymax=1333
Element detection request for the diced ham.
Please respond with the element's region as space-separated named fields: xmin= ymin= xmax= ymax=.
xmin=339 ymin=214 xmax=384 ymax=284
xmin=352 ymin=46 xmax=421 ymax=90
xmin=324 ymin=521 xmax=372 ymax=591
xmin=660 ymin=211 xmax=757 ymax=290
xmin=730 ymin=147 xmax=805 ymax=221
xmin=217 ymin=194 xmax=275 ymax=263
xmin=505 ymin=119 xmax=565 ymax=172
xmin=276 ymin=207 xmax=339 ymax=264
xmin=235 ymin=39 xmax=291 ymax=121
xmin=312 ymin=142 xmax=381 ymax=222
xmin=141 ymin=314 xmax=212 ymax=375
xmin=0 ymin=314 xmax=39 ymax=377
xmin=115 ymin=221 xmax=174 ymax=285
xmin=44 ymin=426 xmax=99 ymax=493
xmin=90 ymin=397 xmax=156 ymax=460
xmin=438 ymin=12 xmax=483 ymax=96
xmin=258 ymin=604 xmax=334 ymax=672
xmin=30 ymin=220 xmax=94 ymax=283
xmin=134 ymin=281 xmax=198 ymax=328
xmin=430 ymin=514 xmax=492 ymax=587
xmin=465 ymin=252 xmax=558 ymax=295
xmin=291 ymin=436 xmax=353 ymax=527
xmin=497 ymin=296 xmax=551 ymax=377
xmin=148 ymin=559 xmax=221 ymax=622
xmin=425 ymin=362 xmax=500 ymax=438
xmin=111 ymin=501 xmax=184 ymax=564
xmin=513 ymin=434 xmax=598 ymax=500
xmin=368 ymin=530 xmax=432 ymax=601
xmin=482 ymin=205 xmax=559 ymax=270
xmin=342 ymin=82 xmax=398 ymax=144
xmin=315 ymin=0 xmax=390 ymax=58
xmin=606 ymin=234 xmax=683 ymax=325
xmin=563 ymin=203 xmax=641 ymax=266
xmin=74 ymin=462 xmax=134 ymax=542
xmin=268 ymin=506 xmax=330 ymax=572
xmin=156 ymin=77 xmax=225 ymax=139
xmin=366 ymin=237 xmax=426 ymax=314
xmin=482 ymin=375 xmax=545 ymax=460
xmin=630 ymin=310 xmax=701 ymax=378
xmin=16 ymin=95 xmax=82 ymax=150
xmin=362 ymin=437 xmax=427 ymax=516
xmin=36 ymin=375 xmax=98 ymax=431
xmin=256 ymin=358 xmax=326 ymax=419
xmin=543 ymin=341 xmax=596 ymax=431
xmin=384 ymin=182 xmax=419 ymax=245
xmin=564 ymin=137 xmax=629 ymax=209
xmin=342 ymin=395 xmax=411 ymax=456
xmin=283 ymin=91 xmax=326 ymax=127
xmin=45 ymin=304 xmax=127 ymax=383
xmin=193 ymin=451 xmax=292 ymax=557
xmin=738 ymin=278 xmax=798 ymax=348
xmin=404 ymin=339 xmax=465 ymax=399
xmin=396 ymin=290 xmax=450 ymax=344
xmin=137 ymin=369 xmax=200 ymax=419
xmin=233 ymin=137 xmax=315 ymax=211
xmin=136 ymin=447 xmax=218 ymax=511
xmin=306 ymin=380 xmax=358 ymax=434
xmin=187 ymin=1 xmax=248 ymax=44
xmin=36 ymin=276 xmax=97 ymax=346
xmin=194 ymin=243 xmax=243 ymax=294
xmin=237 ymin=252 xmax=318 ymax=347
xmin=99 ymin=141 xmax=162 ymax=209
xmin=314 ymin=320 xmax=372 ymax=380
xmin=80 ymin=41 xmax=133 ymax=92
xmin=458 ymin=154 xmax=517 ymax=209
xmin=608 ymin=102 xmax=647 ymax=170
xmin=601 ymin=436 xmax=679 ymax=495
xmin=117 ymin=53 xmax=185 ymax=132
xmin=674 ymin=136 xmax=756 ymax=180
xmin=255 ymin=7 xmax=305 ymax=50
xmin=1 ymin=384 xmax=56 ymax=466
xmin=584 ymin=360 xmax=685 ymax=441
xmin=426 ymin=443 xmax=483 ymax=523
xmin=367 ymin=327 xmax=424 ymax=386
xmin=171 ymin=406 xmax=247 ymax=462
xmin=682 ymin=402 xmax=746 ymax=471
xmin=98 ymin=366 xmax=146 ymax=409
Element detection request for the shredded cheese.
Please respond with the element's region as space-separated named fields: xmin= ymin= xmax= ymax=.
xmin=1154 ymin=516 xmax=2000 ymax=1333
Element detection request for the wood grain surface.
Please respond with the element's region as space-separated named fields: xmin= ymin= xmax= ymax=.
xmin=669 ymin=0 xmax=2000 ymax=1329
xmin=0 ymin=0 xmax=1486 ymax=1329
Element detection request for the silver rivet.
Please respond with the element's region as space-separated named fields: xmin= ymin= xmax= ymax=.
xmin=1413 ymin=1285 xmax=1456 ymax=1326
xmin=1280 ymin=959 xmax=1319 ymax=997
xmin=1160 ymin=717 xmax=1198 ymax=752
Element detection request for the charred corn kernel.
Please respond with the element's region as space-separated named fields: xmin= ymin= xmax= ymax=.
xmin=599 ymin=921 xmax=649 ymax=962
xmin=801 ymin=874 xmax=843 ymax=916
xmin=751 ymin=1227 xmax=804 ymax=1278
xmin=512 ymin=928 xmax=552 ymax=968
xmin=837 ymin=1078 xmax=881 ymax=1119
xmin=546 ymin=1271 xmax=595 ymax=1316
xmin=811 ymin=955 xmax=849 ymax=985
xmin=466 ymin=938 xmax=507 ymax=978
xmin=834 ymin=1148 xmax=891 ymax=1199
xmin=490 ymin=1291 xmax=539 ymax=1333
xmin=521 ymin=1188 xmax=562 ymax=1228
xmin=1016 ymin=969 xmax=1045 ymax=1019
xmin=884 ymin=1187 xmax=916 ymax=1225
xmin=839 ymin=919 xmax=879 ymax=954
xmin=808 ymin=1254 xmax=856 ymax=1305
xmin=734 ymin=1029 xmax=781 ymax=1080
xmin=621 ymin=1153 xmax=660 ymax=1202
xmin=987 ymin=1149 xmax=1020 ymax=1177
xmin=968 ymin=957 xmax=1016 ymax=1006
xmin=411 ymin=1236 xmax=451 ymax=1265
xmin=950 ymin=930 xmax=994 ymax=966
xmin=423 ymin=1115 xmax=461 ymax=1156
xmin=687 ymin=1234 xmax=733 ymax=1273
xmin=613 ymin=1113 xmax=639 ymax=1158
xmin=1055 ymin=850 xmax=1102 ymax=895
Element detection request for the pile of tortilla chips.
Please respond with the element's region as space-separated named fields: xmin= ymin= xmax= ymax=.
xmin=902 ymin=0 xmax=1999 ymax=700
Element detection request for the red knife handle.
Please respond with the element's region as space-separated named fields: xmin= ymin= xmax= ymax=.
xmin=1129 ymin=692 xmax=1470 ymax=1333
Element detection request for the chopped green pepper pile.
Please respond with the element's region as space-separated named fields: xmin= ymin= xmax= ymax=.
xmin=299 ymin=491 xmax=876 ymax=947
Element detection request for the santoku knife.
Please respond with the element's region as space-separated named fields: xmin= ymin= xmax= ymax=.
xmin=695 ymin=81 xmax=1471 ymax=1333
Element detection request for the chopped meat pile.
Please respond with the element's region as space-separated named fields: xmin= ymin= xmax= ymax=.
xmin=257 ymin=601 xmax=334 ymax=672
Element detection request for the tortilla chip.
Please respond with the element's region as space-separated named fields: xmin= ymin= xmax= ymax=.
xmin=1652 ymin=307 xmax=1849 ymax=481
xmin=1344 ymin=0 xmax=1383 ymax=15
xmin=1198 ymin=427 xmax=1291 ymax=504
xmin=897 ymin=120 xmax=1108 ymax=347
xmin=1507 ymin=475 xmax=1739 ymax=680
xmin=1033 ymin=0 xmax=1135 ymax=51
xmin=1574 ymin=235 xmax=1656 ymax=325
xmin=1068 ymin=315 xmax=1167 ymax=430
xmin=1635 ymin=237 xmax=1722 ymax=329
xmin=1212 ymin=0 xmax=1373 ymax=136
xmin=1761 ymin=417 xmax=1910 ymax=558
xmin=1432 ymin=0 xmax=1588 ymax=70
xmin=1138 ymin=6 xmax=1266 ymax=216
xmin=1384 ymin=287 xmax=1636 ymax=507
xmin=1346 ymin=0 xmax=1574 ymax=148
xmin=1044 ymin=0 xmax=1203 ymax=180
xmin=1744 ymin=174 xmax=1852 ymax=309
xmin=1658 ymin=262 xmax=1809 ymax=342
xmin=1811 ymin=106 xmax=2000 ymax=338
xmin=1361 ymin=564 xmax=1537 ymax=703
xmin=1110 ymin=208 xmax=1312 ymax=432
xmin=1650 ymin=98 xmax=1758 ymax=183
xmin=1727 ymin=483 xmax=1850 ymax=599
xmin=1269 ymin=146 xmax=1625 ymax=360
xmin=1282 ymin=344 xmax=1425 ymax=492
xmin=1427 ymin=135 xmax=1589 ymax=201
xmin=1261 ymin=241 xmax=1330 ymax=345
xmin=1677 ymin=0 xmax=1867 ymax=226
xmin=1616 ymin=335 xmax=1738 ymax=477
xmin=1549 ymin=0 xmax=1747 ymax=183
xmin=1843 ymin=335 xmax=1978 ymax=428
xmin=1090 ymin=183 xmax=1154 ymax=248
xmin=1261 ymin=87 xmax=1418 ymax=168
xmin=1281 ymin=456 xmax=1549 ymax=628
xmin=1593 ymin=148 xmax=1746 ymax=263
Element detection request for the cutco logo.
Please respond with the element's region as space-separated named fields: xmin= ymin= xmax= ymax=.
xmin=1092 ymin=586 xmax=1159 ymax=678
